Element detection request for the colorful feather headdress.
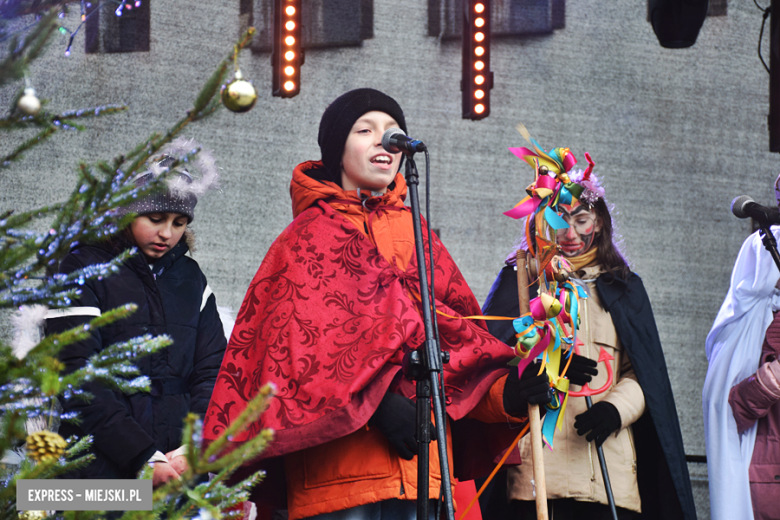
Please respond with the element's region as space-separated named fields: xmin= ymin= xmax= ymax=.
xmin=504 ymin=125 xmax=607 ymax=267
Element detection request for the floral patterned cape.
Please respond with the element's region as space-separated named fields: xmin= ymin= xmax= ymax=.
xmin=203 ymin=200 xmax=517 ymax=463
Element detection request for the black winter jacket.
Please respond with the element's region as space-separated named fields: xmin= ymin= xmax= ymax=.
xmin=47 ymin=236 xmax=227 ymax=479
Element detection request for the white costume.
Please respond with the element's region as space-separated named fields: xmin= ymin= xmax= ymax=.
xmin=703 ymin=226 xmax=780 ymax=520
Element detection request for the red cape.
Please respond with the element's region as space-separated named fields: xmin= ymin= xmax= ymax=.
xmin=203 ymin=200 xmax=518 ymax=463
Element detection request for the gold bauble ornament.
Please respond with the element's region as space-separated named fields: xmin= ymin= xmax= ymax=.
xmin=26 ymin=430 xmax=67 ymax=463
xmin=221 ymin=70 xmax=257 ymax=113
xmin=18 ymin=511 xmax=46 ymax=520
xmin=17 ymin=88 xmax=41 ymax=116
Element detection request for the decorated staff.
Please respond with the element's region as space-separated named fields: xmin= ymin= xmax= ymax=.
xmin=479 ymin=129 xmax=697 ymax=520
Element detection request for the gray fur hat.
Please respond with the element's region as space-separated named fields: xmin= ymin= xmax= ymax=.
xmin=123 ymin=138 xmax=220 ymax=223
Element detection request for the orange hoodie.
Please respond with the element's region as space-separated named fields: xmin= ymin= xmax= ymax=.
xmin=291 ymin=160 xmax=415 ymax=271
xmin=285 ymin=161 xmax=511 ymax=520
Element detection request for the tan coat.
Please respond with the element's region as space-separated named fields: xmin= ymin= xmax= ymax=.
xmin=507 ymin=266 xmax=645 ymax=512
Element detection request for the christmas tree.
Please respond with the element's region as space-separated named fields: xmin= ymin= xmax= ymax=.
xmin=1 ymin=2 xmax=272 ymax=519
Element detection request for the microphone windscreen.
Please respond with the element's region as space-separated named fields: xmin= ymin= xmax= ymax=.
xmin=731 ymin=195 xmax=754 ymax=219
xmin=382 ymin=127 xmax=406 ymax=152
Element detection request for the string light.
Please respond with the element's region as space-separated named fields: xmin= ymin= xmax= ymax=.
xmin=54 ymin=0 xmax=141 ymax=55
xmin=114 ymin=0 xmax=141 ymax=17
xmin=273 ymin=0 xmax=302 ymax=98
xmin=462 ymin=0 xmax=492 ymax=120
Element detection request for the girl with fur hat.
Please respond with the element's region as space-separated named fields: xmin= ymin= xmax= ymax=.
xmin=480 ymin=170 xmax=696 ymax=519
xmin=47 ymin=140 xmax=227 ymax=487
xmin=203 ymin=88 xmax=552 ymax=520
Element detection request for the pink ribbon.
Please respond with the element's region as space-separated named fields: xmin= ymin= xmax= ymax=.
xmin=509 ymin=147 xmax=537 ymax=162
xmin=534 ymin=175 xmax=557 ymax=193
xmin=503 ymin=195 xmax=541 ymax=219
xmin=529 ymin=297 xmax=547 ymax=321
xmin=562 ymin=152 xmax=577 ymax=172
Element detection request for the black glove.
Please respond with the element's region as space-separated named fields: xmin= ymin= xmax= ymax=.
xmin=574 ymin=401 xmax=621 ymax=447
xmin=561 ymin=352 xmax=598 ymax=386
xmin=368 ymin=392 xmax=436 ymax=460
xmin=503 ymin=362 xmax=553 ymax=418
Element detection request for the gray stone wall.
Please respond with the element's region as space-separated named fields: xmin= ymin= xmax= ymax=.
xmin=3 ymin=1 xmax=777 ymax=517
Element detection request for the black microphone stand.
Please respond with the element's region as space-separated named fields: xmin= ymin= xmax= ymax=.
xmin=758 ymin=224 xmax=780 ymax=272
xmin=402 ymin=151 xmax=455 ymax=520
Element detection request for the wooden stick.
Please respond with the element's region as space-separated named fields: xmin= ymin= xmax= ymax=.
xmin=516 ymin=249 xmax=548 ymax=520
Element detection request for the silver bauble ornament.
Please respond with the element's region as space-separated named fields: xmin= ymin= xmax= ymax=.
xmin=221 ymin=70 xmax=257 ymax=113
xmin=17 ymin=88 xmax=41 ymax=116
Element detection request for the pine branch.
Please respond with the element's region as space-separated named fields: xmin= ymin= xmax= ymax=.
xmin=61 ymin=333 xmax=172 ymax=395
xmin=0 ymin=252 xmax=132 ymax=309
xmin=201 ymin=383 xmax=275 ymax=465
xmin=0 ymin=103 xmax=128 ymax=130
xmin=0 ymin=124 xmax=56 ymax=166
xmin=0 ymin=8 xmax=59 ymax=89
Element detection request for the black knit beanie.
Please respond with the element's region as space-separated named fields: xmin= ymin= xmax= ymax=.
xmin=317 ymin=88 xmax=407 ymax=184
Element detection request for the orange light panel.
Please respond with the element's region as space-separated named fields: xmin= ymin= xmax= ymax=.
xmin=274 ymin=0 xmax=301 ymax=98
xmin=463 ymin=0 xmax=490 ymax=120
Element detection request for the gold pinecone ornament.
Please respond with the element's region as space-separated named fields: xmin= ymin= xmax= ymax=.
xmin=221 ymin=70 xmax=257 ymax=113
xmin=18 ymin=511 xmax=46 ymax=520
xmin=26 ymin=431 xmax=67 ymax=462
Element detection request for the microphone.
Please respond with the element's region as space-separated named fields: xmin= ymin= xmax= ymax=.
xmin=382 ymin=128 xmax=426 ymax=155
xmin=731 ymin=196 xmax=780 ymax=226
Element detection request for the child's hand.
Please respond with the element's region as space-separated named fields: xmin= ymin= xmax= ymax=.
xmin=165 ymin=450 xmax=189 ymax=475
xmin=152 ymin=462 xmax=180 ymax=488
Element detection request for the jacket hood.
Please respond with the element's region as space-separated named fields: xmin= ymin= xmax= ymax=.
xmin=290 ymin=160 xmax=407 ymax=218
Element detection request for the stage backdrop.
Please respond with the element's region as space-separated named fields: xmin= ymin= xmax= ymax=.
xmin=2 ymin=1 xmax=773 ymax=517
